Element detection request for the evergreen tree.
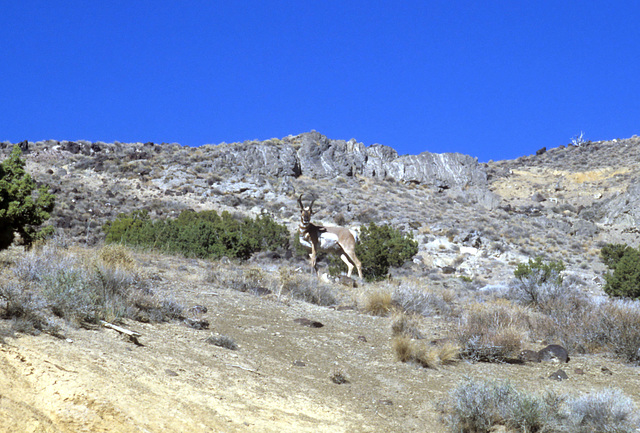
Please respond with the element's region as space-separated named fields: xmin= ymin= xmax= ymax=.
xmin=602 ymin=244 xmax=640 ymax=298
xmin=0 ymin=145 xmax=55 ymax=250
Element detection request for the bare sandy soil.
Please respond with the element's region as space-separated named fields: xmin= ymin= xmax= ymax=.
xmin=2 ymin=252 xmax=640 ymax=433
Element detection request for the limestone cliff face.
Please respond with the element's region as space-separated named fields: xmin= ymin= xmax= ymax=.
xmin=3 ymin=132 xmax=487 ymax=190
xmin=599 ymin=181 xmax=640 ymax=229
xmin=230 ymin=131 xmax=490 ymax=190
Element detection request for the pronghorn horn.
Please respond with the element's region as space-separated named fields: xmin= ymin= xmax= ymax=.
xmin=298 ymin=194 xmax=304 ymax=210
xmin=309 ymin=198 xmax=315 ymax=213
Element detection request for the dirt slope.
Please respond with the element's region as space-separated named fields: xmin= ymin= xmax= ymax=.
xmin=2 ymin=252 xmax=640 ymax=433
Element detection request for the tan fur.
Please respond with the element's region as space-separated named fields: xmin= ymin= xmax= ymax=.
xmin=298 ymin=195 xmax=363 ymax=279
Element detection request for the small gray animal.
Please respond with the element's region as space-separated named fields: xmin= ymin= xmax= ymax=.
xmin=519 ymin=345 xmax=570 ymax=364
xmin=539 ymin=344 xmax=570 ymax=363
xmin=518 ymin=349 xmax=542 ymax=363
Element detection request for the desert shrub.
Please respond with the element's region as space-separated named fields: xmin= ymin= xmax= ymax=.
xmin=3 ymin=244 xmax=182 ymax=334
xmin=0 ymin=283 xmax=59 ymax=336
xmin=276 ymin=267 xmax=335 ymax=305
xmin=597 ymin=300 xmax=640 ymax=363
xmin=562 ymin=388 xmax=639 ymax=433
xmin=456 ymin=302 xmax=527 ymax=362
xmin=206 ymin=334 xmax=238 ymax=350
xmin=40 ymin=266 xmax=101 ymax=321
xmin=213 ymin=265 xmax=338 ymax=306
xmin=278 ymin=272 xmax=337 ymax=306
xmin=510 ymin=273 xmax=567 ymax=309
xmin=345 ymin=222 xmax=418 ymax=282
xmin=441 ymin=379 xmax=639 ymax=433
xmin=104 ymin=209 xmax=289 ymax=260
xmin=601 ymin=243 xmax=640 ymax=298
xmin=0 ymin=145 xmax=56 ymax=250
xmin=441 ymin=378 xmax=556 ymax=433
xmin=514 ymin=256 xmax=565 ymax=287
xmin=529 ymin=293 xmax=604 ymax=354
xmin=392 ymin=282 xmax=454 ymax=317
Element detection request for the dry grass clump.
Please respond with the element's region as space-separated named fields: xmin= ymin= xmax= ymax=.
xmin=208 ymin=265 xmax=274 ymax=294
xmin=455 ymin=301 xmax=528 ymax=362
xmin=392 ymin=335 xmax=459 ymax=369
xmin=277 ymin=267 xmax=337 ymax=306
xmin=361 ymin=289 xmax=393 ymax=316
xmin=97 ymin=244 xmax=138 ymax=271
xmin=390 ymin=311 xmax=424 ymax=339
xmin=207 ymin=264 xmax=338 ymax=306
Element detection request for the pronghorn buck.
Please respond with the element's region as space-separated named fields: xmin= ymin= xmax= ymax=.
xmin=297 ymin=194 xmax=363 ymax=279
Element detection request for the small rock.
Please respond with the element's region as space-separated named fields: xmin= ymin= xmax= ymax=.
xmin=184 ymin=318 xmax=210 ymax=330
xmin=574 ymin=368 xmax=585 ymax=375
xmin=249 ymin=287 xmax=272 ymax=296
xmin=377 ymin=399 xmax=393 ymax=406
xmin=188 ymin=305 xmax=208 ymax=315
xmin=330 ymin=371 xmax=349 ymax=384
xmin=165 ymin=369 xmax=179 ymax=377
xmin=601 ymin=366 xmax=613 ymax=375
xmin=549 ymin=369 xmax=568 ymax=381
xmin=357 ymin=335 xmax=367 ymax=342
xmin=293 ymin=318 xmax=324 ymax=328
xmin=292 ymin=360 xmax=306 ymax=367
xmin=337 ymin=276 xmax=358 ymax=287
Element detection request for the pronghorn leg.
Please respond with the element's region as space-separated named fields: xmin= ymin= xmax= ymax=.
xmin=340 ymin=253 xmax=354 ymax=278
xmin=310 ymin=245 xmax=318 ymax=275
xmin=346 ymin=252 xmax=363 ymax=279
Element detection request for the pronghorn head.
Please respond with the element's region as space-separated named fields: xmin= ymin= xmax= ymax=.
xmin=297 ymin=194 xmax=315 ymax=224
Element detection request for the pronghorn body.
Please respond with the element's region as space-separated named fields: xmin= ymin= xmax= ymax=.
xmin=298 ymin=195 xmax=363 ymax=279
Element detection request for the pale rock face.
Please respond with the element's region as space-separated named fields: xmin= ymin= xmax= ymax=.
xmin=200 ymin=131 xmax=488 ymax=190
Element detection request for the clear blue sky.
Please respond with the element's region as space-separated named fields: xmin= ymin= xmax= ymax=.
xmin=2 ymin=2 xmax=638 ymax=162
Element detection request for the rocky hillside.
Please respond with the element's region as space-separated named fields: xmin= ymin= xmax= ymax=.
xmin=2 ymin=131 xmax=640 ymax=288
xmin=3 ymin=132 xmax=640 ymax=432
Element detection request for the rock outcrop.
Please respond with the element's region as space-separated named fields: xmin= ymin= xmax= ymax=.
xmin=162 ymin=131 xmax=488 ymax=190
xmin=3 ymin=131 xmax=488 ymax=191
xmin=599 ymin=181 xmax=640 ymax=229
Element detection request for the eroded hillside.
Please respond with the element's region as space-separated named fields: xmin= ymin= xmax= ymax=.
xmin=2 ymin=133 xmax=640 ymax=432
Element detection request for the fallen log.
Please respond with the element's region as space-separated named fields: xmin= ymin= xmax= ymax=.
xmin=100 ymin=320 xmax=143 ymax=346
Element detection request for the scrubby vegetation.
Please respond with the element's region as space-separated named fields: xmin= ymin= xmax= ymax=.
xmin=328 ymin=222 xmax=418 ymax=281
xmin=3 ymin=136 xmax=640 ymax=430
xmin=601 ymin=243 xmax=640 ymax=298
xmin=441 ymin=378 xmax=639 ymax=433
xmin=456 ymin=301 xmax=527 ymax=362
xmin=0 ymin=145 xmax=55 ymax=250
xmin=103 ymin=209 xmax=289 ymax=260
xmin=0 ymin=241 xmax=182 ymax=337
xmin=514 ymin=256 xmax=565 ymax=287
